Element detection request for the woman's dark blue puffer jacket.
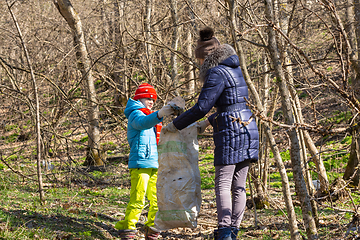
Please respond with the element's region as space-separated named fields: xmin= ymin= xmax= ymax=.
xmin=173 ymin=44 xmax=259 ymax=166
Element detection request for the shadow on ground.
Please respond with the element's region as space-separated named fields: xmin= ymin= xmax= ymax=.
xmin=0 ymin=208 xmax=119 ymax=239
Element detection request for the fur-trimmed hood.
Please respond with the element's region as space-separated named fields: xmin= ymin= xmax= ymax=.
xmin=199 ymin=44 xmax=237 ymax=82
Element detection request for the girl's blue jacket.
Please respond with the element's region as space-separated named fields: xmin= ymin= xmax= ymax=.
xmin=124 ymin=98 xmax=162 ymax=169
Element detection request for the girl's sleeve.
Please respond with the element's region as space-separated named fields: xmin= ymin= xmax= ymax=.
xmin=173 ymin=69 xmax=225 ymax=130
xmin=129 ymin=111 xmax=161 ymax=130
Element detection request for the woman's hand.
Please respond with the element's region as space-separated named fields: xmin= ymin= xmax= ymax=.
xmin=196 ymin=119 xmax=210 ymax=134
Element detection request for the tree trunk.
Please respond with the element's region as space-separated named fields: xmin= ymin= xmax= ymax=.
xmin=53 ymin=0 xmax=104 ymax=166
xmin=289 ymin=88 xmax=328 ymax=193
xmin=356 ymin=0 xmax=360 ymax=59
xmin=185 ymin=27 xmax=195 ymax=95
xmin=239 ymin=43 xmax=301 ymax=240
xmin=347 ymin=0 xmax=357 ymax=52
xmin=112 ymin=0 xmax=127 ymax=114
xmin=344 ymin=0 xmax=360 ymax=186
xmin=7 ymin=1 xmax=45 ymax=202
xmin=144 ymin=0 xmax=153 ymax=81
xmin=354 ymin=0 xmax=360 ymax=82
xmin=344 ymin=131 xmax=360 ymax=187
xmin=185 ymin=1 xmax=196 ymax=95
xmin=261 ymin=81 xmax=277 ymax=192
xmin=303 ymin=130 xmax=329 ymax=192
xmin=257 ymin=55 xmax=271 ymax=195
xmin=169 ymin=0 xmax=179 ymax=95
xmin=118 ymin=0 xmax=129 ymax=104
xmin=225 ymin=0 xmax=300 ymax=239
xmin=274 ymin=0 xmax=318 ymax=196
xmin=100 ymin=0 xmax=108 ymax=44
xmin=264 ymin=0 xmax=318 ymax=238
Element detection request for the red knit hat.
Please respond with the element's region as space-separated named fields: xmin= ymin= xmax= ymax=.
xmin=133 ymin=83 xmax=157 ymax=101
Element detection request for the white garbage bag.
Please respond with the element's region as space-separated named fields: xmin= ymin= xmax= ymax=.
xmin=154 ymin=123 xmax=202 ymax=230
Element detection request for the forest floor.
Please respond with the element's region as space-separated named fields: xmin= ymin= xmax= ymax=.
xmin=0 ymin=133 xmax=359 ymax=240
xmin=0 ymin=93 xmax=359 ymax=239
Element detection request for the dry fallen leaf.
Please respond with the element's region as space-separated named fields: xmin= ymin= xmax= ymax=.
xmin=68 ymin=208 xmax=80 ymax=214
xmin=62 ymin=203 xmax=71 ymax=210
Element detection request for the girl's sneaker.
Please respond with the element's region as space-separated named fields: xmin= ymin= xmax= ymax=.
xmin=144 ymin=225 xmax=161 ymax=240
xmin=118 ymin=229 xmax=137 ymax=240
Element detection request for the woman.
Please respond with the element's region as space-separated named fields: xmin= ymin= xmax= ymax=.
xmin=162 ymin=27 xmax=259 ymax=240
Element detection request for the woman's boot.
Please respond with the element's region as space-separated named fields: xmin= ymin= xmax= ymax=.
xmin=214 ymin=227 xmax=232 ymax=240
xmin=230 ymin=227 xmax=239 ymax=240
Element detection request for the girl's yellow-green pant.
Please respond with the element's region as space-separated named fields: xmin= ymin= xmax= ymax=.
xmin=115 ymin=168 xmax=158 ymax=230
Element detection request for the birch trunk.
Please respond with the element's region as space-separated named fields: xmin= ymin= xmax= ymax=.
xmin=225 ymin=0 xmax=300 ymax=238
xmin=264 ymin=0 xmax=318 ymax=238
xmin=54 ymin=0 xmax=104 ymax=166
